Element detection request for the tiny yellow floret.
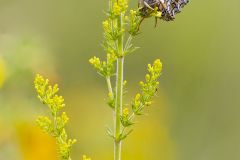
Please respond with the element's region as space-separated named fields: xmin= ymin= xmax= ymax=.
xmin=135 ymin=93 xmax=141 ymax=100
xmin=123 ymin=108 xmax=129 ymax=117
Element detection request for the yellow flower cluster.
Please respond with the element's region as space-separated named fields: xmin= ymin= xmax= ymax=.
xmin=103 ymin=20 xmax=111 ymax=34
xmin=128 ymin=9 xmax=141 ymax=36
xmin=103 ymin=20 xmax=109 ymax=28
xmin=132 ymin=59 xmax=163 ymax=115
xmin=113 ymin=0 xmax=128 ymax=16
xmin=89 ymin=52 xmax=116 ymax=77
xmin=120 ymin=107 xmax=131 ymax=127
xmin=132 ymin=93 xmax=141 ymax=111
xmin=148 ymin=59 xmax=163 ymax=76
xmin=120 ymin=106 xmax=133 ymax=127
xmin=89 ymin=57 xmax=103 ymax=73
xmin=34 ymin=74 xmax=65 ymax=114
xmin=58 ymin=137 xmax=76 ymax=160
xmin=34 ymin=74 xmax=76 ymax=160
xmin=123 ymin=108 xmax=129 ymax=118
xmin=119 ymin=59 xmax=162 ymax=138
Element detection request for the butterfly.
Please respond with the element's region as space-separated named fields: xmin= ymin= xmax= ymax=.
xmin=138 ymin=0 xmax=189 ymax=21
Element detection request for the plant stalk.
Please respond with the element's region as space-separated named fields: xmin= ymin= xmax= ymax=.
xmin=114 ymin=57 xmax=124 ymax=160
xmin=114 ymin=9 xmax=124 ymax=160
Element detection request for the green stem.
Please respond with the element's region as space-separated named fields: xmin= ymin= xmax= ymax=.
xmin=117 ymin=16 xmax=124 ymax=57
xmin=115 ymin=57 xmax=124 ymax=160
xmin=114 ymin=10 xmax=124 ymax=159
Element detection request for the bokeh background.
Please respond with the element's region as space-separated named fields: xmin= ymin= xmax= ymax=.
xmin=0 ymin=0 xmax=240 ymax=160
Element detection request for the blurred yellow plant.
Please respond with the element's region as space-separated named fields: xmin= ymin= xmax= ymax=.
xmin=16 ymin=123 xmax=57 ymax=160
xmin=0 ymin=57 xmax=6 ymax=88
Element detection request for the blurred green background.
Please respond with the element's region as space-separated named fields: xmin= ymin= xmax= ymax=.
xmin=0 ymin=0 xmax=240 ymax=159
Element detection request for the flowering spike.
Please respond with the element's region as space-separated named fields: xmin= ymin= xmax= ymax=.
xmin=34 ymin=74 xmax=76 ymax=160
xmin=132 ymin=59 xmax=162 ymax=115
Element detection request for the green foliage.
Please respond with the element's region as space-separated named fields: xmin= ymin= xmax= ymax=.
xmin=34 ymin=74 xmax=76 ymax=160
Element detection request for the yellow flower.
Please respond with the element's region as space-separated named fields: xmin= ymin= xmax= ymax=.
xmin=139 ymin=81 xmax=144 ymax=86
xmin=123 ymin=108 xmax=129 ymax=117
xmin=113 ymin=2 xmax=122 ymax=16
xmin=102 ymin=20 xmax=110 ymax=31
xmin=135 ymin=93 xmax=141 ymax=101
xmin=113 ymin=0 xmax=128 ymax=16
xmin=89 ymin=57 xmax=102 ymax=70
